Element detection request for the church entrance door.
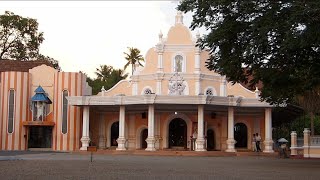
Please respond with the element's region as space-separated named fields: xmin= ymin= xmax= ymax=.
xmin=169 ymin=118 xmax=187 ymax=149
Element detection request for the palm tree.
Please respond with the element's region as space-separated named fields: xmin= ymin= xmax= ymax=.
xmin=123 ymin=47 xmax=144 ymax=75
xmin=95 ymin=65 xmax=113 ymax=82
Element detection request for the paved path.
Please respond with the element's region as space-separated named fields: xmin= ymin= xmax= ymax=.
xmin=0 ymin=151 xmax=319 ymax=180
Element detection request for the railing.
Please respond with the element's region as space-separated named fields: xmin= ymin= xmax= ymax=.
xmin=310 ymin=136 xmax=320 ymax=146
xmin=297 ymin=138 xmax=304 ymax=147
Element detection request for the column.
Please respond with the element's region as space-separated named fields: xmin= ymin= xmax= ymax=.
xmin=146 ymin=105 xmax=156 ymax=151
xmin=303 ymin=128 xmax=310 ymax=158
xmin=128 ymin=114 xmax=136 ymax=149
xmin=220 ymin=77 xmax=226 ymax=96
xmin=194 ymin=47 xmax=200 ymax=74
xmin=290 ymin=131 xmax=297 ymax=156
xmin=226 ymin=107 xmax=236 ymax=152
xmin=98 ymin=115 xmax=106 ymax=149
xmin=195 ymin=79 xmax=201 ymax=95
xmin=157 ymin=52 xmax=163 ymax=73
xmin=80 ymin=106 xmax=90 ymax=150
xmin=263 ymin=108 xmax=274 ymax=153
xmin=116 ymin=106 xmax=126 ymax=151
xmin=196 ymin=105 xmax=206 ymax=151
xmin=156 ymin=80 xmax=162 ymax=95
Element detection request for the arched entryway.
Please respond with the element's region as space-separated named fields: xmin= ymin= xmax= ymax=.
xmin=141 ymin=129 xmax=148 ymax=149
xmin=206 ymin=129 xmax=215 ymax=151
xmin=234 ymin=123 xmax=248 ymax=148
xmin=169 ymin=118 xmax=187 ymax=149
xmin=111 ymin=121 xmax=119 ymax=146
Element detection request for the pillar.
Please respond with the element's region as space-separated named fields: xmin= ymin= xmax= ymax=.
xmin=157 ymin=52 xmax=163 ymax=73
xmin=303 ymin=128 xmax=310 ymax=158
xmin=146 ymin=105 xmax=156 ymax=151
xmin=80 ymin=106 xmax=90 ymax=150
xmin=263 ymin=108 xmax=274 ymax=153
xmin=194 ymin=47 xmax=200 ymax=74
xmin=196 ymin=105 xmax=206 ymax=151
xmin=226 ymin=107 xmax=236 ymax=152
xmin=116 ymin=106 xmax=126 ymax=151
xmin=127 ymin=114 xmax=136 ymax=149
xmin=98 ymin=115 xmax=106 ymax=149
xmin=195 ymin=79 xmax=201 ymax=95
xmin=156 ymin=80 xmax=162 ymax=95
xmin=290 ymin=131 xmax=297 ymax=156
xmin=220 ymin=77 xmax=227 ymax=96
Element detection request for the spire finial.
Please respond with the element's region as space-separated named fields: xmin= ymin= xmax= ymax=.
xmin=158 ymin=30 xmax=163 ymax=42
xmin=175 ymin=11 xmax=183 ymax=24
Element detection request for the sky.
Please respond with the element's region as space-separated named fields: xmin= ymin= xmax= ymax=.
xmin=0 ymin=1 xmax=200 ymax=78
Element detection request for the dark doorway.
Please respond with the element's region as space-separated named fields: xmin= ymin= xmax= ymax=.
xmin=141 ymin=129 xmax=148 ymax=149
xmin=234 ymin=123 xmax=248 ymax=148
xmin=28 ymin=126 xmax=52 ymax=148
xmin=111 ymin=121 xmax=119 ymax=146
xmin=207 ymin=129 xmax=215 ymax=151
xmin=169 ymin=118 xmax=187 ymax=149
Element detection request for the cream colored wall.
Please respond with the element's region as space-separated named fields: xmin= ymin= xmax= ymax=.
xmin=29 ymin=65 xmax=57 ymax=114
xmin=140 ymin=48 xmax=157 ymax=74
xmin=104 ymin=80 xmax=131 ymax=96
xmin=201 ymin=80 xmax=220 ymax=95
xmin=138 ymin=80 xmax=157 ymax=94
xmin=227 ymin=82 xmax=256 ymax=98
xmin=166 ymin=24 xmax=193 ymax=45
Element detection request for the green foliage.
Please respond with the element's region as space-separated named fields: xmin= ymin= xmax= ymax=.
xmin=88 ymin=65 xmax=128 ymax=95
xmin=273 ymin=115 xmax=320 ymax=142
xmin=123 ymin=47 xmax=144 ymax=75
xmin=0 ymin=11 xmax=61 ymax=70
xmin=178 ymin=1 xmax=320 ymax=105
xmin=0 ymin=11 xmax=44 ymax=60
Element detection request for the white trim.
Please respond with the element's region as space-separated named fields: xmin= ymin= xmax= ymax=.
xmin=61 ymin=89 xmax=69 ymax=134
xmin=7 ymin=89 xmax=15 ymax=134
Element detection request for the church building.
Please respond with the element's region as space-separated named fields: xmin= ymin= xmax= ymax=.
xmin=0 ymin=12 xmax=274 ymax=153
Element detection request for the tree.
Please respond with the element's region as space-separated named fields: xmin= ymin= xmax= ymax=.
xmin=0 ymin=11 xmax=44 ymax=60
xmin=88 ymin=65 xmax=128 ymax=95
xmin=123 ymin=47 xmax=144 ymax=75
xmin=177 ymin=1 xmax=320 ymax=106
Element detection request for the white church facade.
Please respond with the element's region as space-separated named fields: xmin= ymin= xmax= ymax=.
xmin=67 ymin=12 xmax=274 ymax=153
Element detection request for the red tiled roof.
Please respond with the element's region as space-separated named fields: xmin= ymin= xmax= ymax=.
xmin=0 ymin=59 xmax=53 ymax=73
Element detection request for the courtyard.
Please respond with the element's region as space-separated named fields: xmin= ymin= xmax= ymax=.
xmin=0 ymin=151 xmax=319 ymax=180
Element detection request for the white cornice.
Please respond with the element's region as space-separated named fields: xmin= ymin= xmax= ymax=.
xmin=67 ymin=95 xmax=272 ymax=107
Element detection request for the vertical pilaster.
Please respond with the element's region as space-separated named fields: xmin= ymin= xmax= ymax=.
xmin=156 ymin=80 xmax=162 ymax=95
xmin=116 ymin=106 xmax=126 ymax=151
xmin=196 ymin=105 xmax=206 ymax=151
xmin=263 ymin=108 xmax=274 ymax=153
xmin=146 ymin=105 xmax=156 ymax=151
xmin=157 ymin=52 xmax=163 ymax=73
xmin=127 ymin=114 xmax=136 ymax=149
xmin=80 ymin=106 xmax=90 ymax=150
xmin=226 ymin=107 xmax=236 ymax=152
xmin=220 ymin=77 xmax=227 ymax=96
xmin=303 ymin=128 xmax=310 ymax=158
xmin=290 ymin=131 xmax=297 ymax=156
xmin=194 ymin=47 xmax=200 ymax=74
xmin=98 ymin=115 xmax=106 ymax=149
xmin=195 ymin=79 xmax=201 ymax=95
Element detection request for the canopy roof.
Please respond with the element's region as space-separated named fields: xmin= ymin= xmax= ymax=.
xmin=31 ymin=85 xmax=52 ymax=104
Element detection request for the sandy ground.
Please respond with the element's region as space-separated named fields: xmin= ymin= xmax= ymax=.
xmin=0 ymin=151 xmax=319 ymax=180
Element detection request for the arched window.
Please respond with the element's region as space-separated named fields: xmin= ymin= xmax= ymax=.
xmin=206 ymin=88 xmax=213 ymax=96
xmin=62 ymin=90 xmax=68 ymax=134
xmin=8 ymin=89 xmax=15 ymax=133
xmin=204 ymin=87 xmax=217 ymax=96
xmin=144 ymin=88 xmax=152 ymax=95
xmin=174 ymin=55 xmax=183 ymax=72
